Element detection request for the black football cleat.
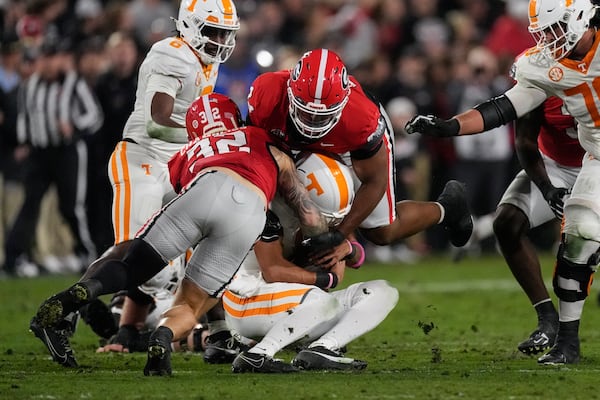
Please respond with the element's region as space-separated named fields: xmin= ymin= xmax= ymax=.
xmin=436 ymin=180 xmax=474 ymax=247
xmin=292 ymin=346 xmax=367 ymax=371
xmin=203 ymin=331 xmax=249 ymax=364
xmin=30 ymin=317 xmax=78 ymax=367
xmin=144 ymin=341 xmax=172 ymax=376
xmin=537 ymin=335 xmax=580 ymax=365
xmin=232 ymin=351 xmax=298 ymax=373
xmin=33 ymin=283 xmax=91 ymax=328
xmin=518 ymin=321 xmax=558 ymax=355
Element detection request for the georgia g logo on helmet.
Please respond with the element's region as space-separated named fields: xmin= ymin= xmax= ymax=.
xmin=291 ymin=60 xmax=302 ymax=82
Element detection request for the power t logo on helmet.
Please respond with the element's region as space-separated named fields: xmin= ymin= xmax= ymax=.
xmin=175 ymin=0 xmax=240 ymax=65
xmin=528 ymin=0 xmax=596 ymax=61
xmin=295 ymin=153 xmax=355 ymax=225
xmin=287 ymin=49 xmax=352 ymax=140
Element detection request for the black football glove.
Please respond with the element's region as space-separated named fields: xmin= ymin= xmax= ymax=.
xmin=300 ymin=230 xmax=346 ymax=256
xmin=541 ymin=185 xmax=569 ymax=219
xmin=405 ymin=115 xmax=460 ymax=137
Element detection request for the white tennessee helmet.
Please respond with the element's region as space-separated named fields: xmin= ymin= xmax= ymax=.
xmin=296 ymin=152 xmax=355 ymax=225
xmin=174 ymin=0 xmax=240 ymax=65
xmin=528 ymin=0 xmax=597 ymax=61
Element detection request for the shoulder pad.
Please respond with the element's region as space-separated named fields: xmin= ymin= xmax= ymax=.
xmin=248 ymin=72 xmax=288 ymax=125
xmin=149 ymin=38 xmax=197 ymax=78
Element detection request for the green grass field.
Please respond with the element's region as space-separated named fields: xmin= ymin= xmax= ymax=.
xmin=1 ymin=252 xmax=599 ymax=400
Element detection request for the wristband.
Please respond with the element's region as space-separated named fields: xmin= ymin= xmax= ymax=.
xmin=348 ymin=241 xmax=365 ymax=269
xmin=315 ymin=271 xmax=338 ymax=289
xmin=343 ymin=239 xmax=355 ymax=260
xmin=146 ymin=120 xmax=188 ymax=143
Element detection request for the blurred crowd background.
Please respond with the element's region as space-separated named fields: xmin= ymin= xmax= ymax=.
xmin=0 ymin=0 xmax=558 ymax=276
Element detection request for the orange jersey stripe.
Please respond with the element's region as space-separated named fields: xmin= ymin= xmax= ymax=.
xmin=224 ymin=288 xmax=309 ymax=305
xmin=223 ymin=300 xmax=302 ymax=318
xmin=111 ymin=141 xmax=132 ymax=244
xmin=110 ymin=144 xmax=121 ymax=243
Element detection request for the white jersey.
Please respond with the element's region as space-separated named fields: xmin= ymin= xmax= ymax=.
xmin=227 ymin=195 xmax=300 ymax=297
xmin=506 ymin=34 xmax=600 ymax=160
xmin=122 ymin=36 xmax=219 ymax=163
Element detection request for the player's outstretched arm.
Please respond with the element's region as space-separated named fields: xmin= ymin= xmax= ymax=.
xmin=406 ymin=94 xmax=517 ymax=137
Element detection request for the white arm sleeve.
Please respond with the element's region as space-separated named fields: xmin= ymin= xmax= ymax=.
xmin=504 ymin=83 xmax=548 ymax=118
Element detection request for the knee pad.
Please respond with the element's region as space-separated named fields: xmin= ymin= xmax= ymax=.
xmin=563 ymin=205 xmax=600 ymax=243
xmin=354 ymin=280 xmax=399 ymax=306
xmin=563 ymin=233 xmax=600 ymax=266
xmin=302 ymin=289 xmax=343 ymax=320
xmin=553 ymin=245 xmax=595 ymax=302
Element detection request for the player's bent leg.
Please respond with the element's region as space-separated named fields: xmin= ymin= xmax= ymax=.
xmin=80 ymin=241 xmax=133 ymax=280
xmin=293 ymin=280 xmax=398 ymax=371
xmin=494 ymin=204 xmax=558 ymax=355
xmin=539 ymin=204 xmax=600 ymax=365
xmin=232 ymin=288 xmax=342 ymax=373
xmin=145 ymin=279 xmax=219 ymax=376
xmin=538 ymin=241 xmax=599 ymax=364
xmin=360 ymin=201 xmax=442 ymax=245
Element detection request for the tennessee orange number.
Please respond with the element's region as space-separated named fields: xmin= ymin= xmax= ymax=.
xmin=564 ymin=77 xmax=600 ymax=127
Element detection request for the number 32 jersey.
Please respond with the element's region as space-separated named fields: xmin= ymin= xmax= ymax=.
xmin=168 ymin=126 xmax=279 ymax=202
xmin=507 ymin=30 xmax=600 ymax=160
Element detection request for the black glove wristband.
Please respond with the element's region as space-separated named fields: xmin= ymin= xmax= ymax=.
xmin=315 ymin=271 xmax=338 ymax=290
xmin=405 ymin=115 xmax=460 ymax=137
xmin=438 ymin=118 xmax=460 ymax=137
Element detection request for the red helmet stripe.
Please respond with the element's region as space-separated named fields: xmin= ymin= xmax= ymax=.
xmin=314 ymin=49 xmax=329 ymax=104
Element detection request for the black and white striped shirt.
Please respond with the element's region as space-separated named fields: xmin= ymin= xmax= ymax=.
xmin=16 ymin=71 xmax=103 ymax=148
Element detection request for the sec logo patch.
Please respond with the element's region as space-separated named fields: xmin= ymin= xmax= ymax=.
xmin=548 ymin=67 xmax=563 ymax=82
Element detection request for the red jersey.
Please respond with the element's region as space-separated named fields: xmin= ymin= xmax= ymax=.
xmin=168 ymin=126 xmax=279 ymax=202
xmin=538 ymin=97 xmax=584 ymax=168
xmin=247 ymin=71 xmax=384 ymax=158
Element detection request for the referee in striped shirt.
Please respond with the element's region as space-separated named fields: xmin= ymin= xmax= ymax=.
xmin=3 ymin=39 xmax=103 ymax=276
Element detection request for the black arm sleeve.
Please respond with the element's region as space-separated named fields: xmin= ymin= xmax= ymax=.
xmin=260 ymin=210 xmax=283 ymax=242
xmin=473 ymin=94 xmax=518 ymax=131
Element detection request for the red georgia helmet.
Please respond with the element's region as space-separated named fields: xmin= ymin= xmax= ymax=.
xmin=287 ymin=49 xmax=351 ymax=140
xmin=186 ymin=92 xmax=243 ymax=140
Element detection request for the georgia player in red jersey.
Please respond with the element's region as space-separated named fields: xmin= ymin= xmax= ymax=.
xmin=494 ymin=96 xmax=583 ymax=356
xmin=29 ymin=93 xmax=330 ymax=376
xmin=247 ymin=48 xmax=474 ymax=267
